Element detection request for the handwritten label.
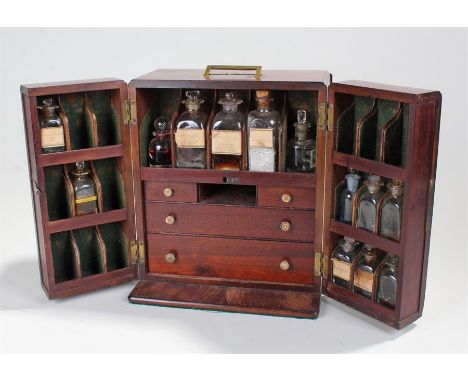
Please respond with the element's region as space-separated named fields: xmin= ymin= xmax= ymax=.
xmin=41 ymin=126 xmax=64 ymax=149
xmin=175 ymin=129 xmax=205 ymax=148
xmin=249 ymin=128 xmax=274 ymax=149
xmin=212 ymin=130 xmax=242 ymax=155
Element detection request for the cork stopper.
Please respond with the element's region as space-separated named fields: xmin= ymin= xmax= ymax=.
xmin=341 ymin=236 xmax=358 ymax=252
xmin=294 ymin=109 xmax=311 ymax=141
xmin=362 ymin=245 xmax=378 ymax=263
xmin=388 ymin=179 xmax=404 ymax=198
xmin=39 ymin=98 xmax=59 ymax=116
xmin=182 ymin=90 xmax=204 ymax=111
xmin=366 ymin=175 xmax=381 ymax=194
xmin=256 ymin=90 xmax=273 ymax=110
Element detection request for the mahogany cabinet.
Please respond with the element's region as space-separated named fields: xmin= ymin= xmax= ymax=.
xmin=21 ymin=67 xmax=441 ymax=329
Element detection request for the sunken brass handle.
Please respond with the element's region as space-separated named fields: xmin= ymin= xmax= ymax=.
xmin=279 ymin=259 xmax=290 ymax=271
xmin=280 ymin=220 xmax=291 ymax=232
xmin=281 ymin=193 xmax=292 ymax=203
xmin=204 ymin=65 xmax=262 ymax=80
xmin=163 ymin=187 xmax=173 ymax=197
xmin=165 ymin=214 xmax=176 ymax=225
xmin=165 ymin=252 xmax=176 ymax=263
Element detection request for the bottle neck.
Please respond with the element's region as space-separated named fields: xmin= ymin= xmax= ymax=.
xmin=222 ymin=104 xmax=237 ymax=112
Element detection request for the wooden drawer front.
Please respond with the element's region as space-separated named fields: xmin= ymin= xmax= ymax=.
xmin=258 ymin=186 xmax=315 ymax=210
xmin=144 ymin=181 xmax=198 ymax=203
xmin=147 ymin=234 xmax=314 ymax=284
xmin=145 ymin=203 xmax=315 ymax=242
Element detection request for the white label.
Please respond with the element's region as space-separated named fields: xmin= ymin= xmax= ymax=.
xmin=41 ymin=126 xmax=64 ymax=148
xmin=332 ymin=259 xmax=351 ymax=281
xmin=249 ymin=128 xmax=274 ymax=149
xmin=175 ymin=129 xmax=205 ymax=148
xmin=211 ymin=130 xmax=242 ymax=155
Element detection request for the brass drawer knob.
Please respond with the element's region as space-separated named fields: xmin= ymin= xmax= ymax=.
xmin=280 ymin=220 xmax=291 ymax=232
xmin=281 ymin=193 xmax=292 ymax=203
xmin=165 ymin=214 xmax=176 ymax=224
xmin=165 ymin=252 xmax=176 ymax=263
xmin=279 ymin=259 xmax=290 ymax=271
xmin=163 ymin=187 xmax=173 ymax=197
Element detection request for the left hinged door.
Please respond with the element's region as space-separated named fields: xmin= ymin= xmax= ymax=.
xmin=21 ymin=78 xmax=138 ymax=299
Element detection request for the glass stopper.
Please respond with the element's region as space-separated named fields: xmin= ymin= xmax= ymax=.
xmin=186 ymin=90 xmax=201 ymax=101
xmin=297 ymin=110 xmax=307 ymax=124
xmin=153 ymin=116 xmax=169 ymax=133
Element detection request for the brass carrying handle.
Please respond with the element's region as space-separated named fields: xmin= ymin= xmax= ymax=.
xmin=204 ymin=65 xmax=262 ymax=80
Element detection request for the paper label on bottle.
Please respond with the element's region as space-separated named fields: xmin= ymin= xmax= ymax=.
xmin=249 ymin=128 xmax=273 ymax=148
xmin=211 ymin=130 xmax=242 ymax=155
xmin=354 ymin=270 xmax=374 ymax=292
xmin=175 ymin=129 xmax=205 ymax=148
xmin=332 ymin=259 xmax=351 ymax=281
xmin=41 ymin=126 xmax=64 ymax=148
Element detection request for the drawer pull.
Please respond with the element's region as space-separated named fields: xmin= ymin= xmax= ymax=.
xmin=165 ymin=252 xmax=177 ymax=263
xmin=281 ymin=193 xmax=292 ymax=203
xmin=163 ymin=187 xmax=173 ymax=197
xmin=280 ymin=220 xmax=291 ymax=232
xmin=165 ymin=214 xmax=176 ymax=225
xmin=279 ymin=259 xmax=290 ymax=271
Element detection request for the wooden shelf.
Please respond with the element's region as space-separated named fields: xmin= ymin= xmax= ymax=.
xmin=333 ymin=152 xmax=406 ymax=180
xmin=329 ymin=219 xmax=402 ymax=255
xmin=47 ymin=208 xmax=128 ymax=234
xmin=40 ymin=145 xmax=124 ymax=167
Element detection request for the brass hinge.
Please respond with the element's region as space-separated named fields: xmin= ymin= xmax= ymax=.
xmin=130 ymin=240 xmax=145 ymax=264
xmin=314 ymin=252 xmax=323 ymax=277
xmin=318 ymin=103 xmax=334 ymax=131
xmin=122 ymin=99 xmax=137 ymax=125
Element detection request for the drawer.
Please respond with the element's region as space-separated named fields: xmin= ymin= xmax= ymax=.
xmin=147 ymin=233 xmax=315 ymax=284
xmin=258 ymin=186 xmax=315 ymax=210
xmin=144 ymin=181 xmax=198 ymax=203
xmin=145 ymin=203 xmax=315 ymax=242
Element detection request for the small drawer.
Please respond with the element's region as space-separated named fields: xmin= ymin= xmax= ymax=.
xmin=145 ymin=203 xmax=315 ymax=242
xmin=147 ymin=233 xmax=315 ymax=284
xmin=258 ymin=186 xmax=315 ymax=210
xmin=144 ymin=181 xmax=197 ymax=203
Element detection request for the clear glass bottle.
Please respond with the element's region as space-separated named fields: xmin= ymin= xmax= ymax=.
xmin=211 ymin=92 xmax=244 ymax=171
xmin=353 ymin=245 xmax=382 ymax=298
xmin=247 ymin=90 xmax=280 ymax=172
xmin=331 ymin=237 xmax=361 ymax=289
xmin=380 ymin=180 xmax=404 ymax=241
xmin=286 ymin=110 xmax=316 ymax=173
xmin=377 ymin=254 xmax=399 ymax=309
xmin=340 ymin=172 xmax=361 ymax=224
xmin=148 ymin=116 xmax=172 ymax=168
xmin=174 ymin=90 xmax=207 ymax=168
xmin=71 ymin=161 xmax=97 ymax=216
xmin=38 ymin=98 xmax=65 ymax=154
xmin=357 ymin=175 xmax=385 ymax=233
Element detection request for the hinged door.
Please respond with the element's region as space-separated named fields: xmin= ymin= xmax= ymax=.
xmin=321 ymin=81 xmax=441 ymax=329
xmin=21 ymin=78 xmax=138 ymax=299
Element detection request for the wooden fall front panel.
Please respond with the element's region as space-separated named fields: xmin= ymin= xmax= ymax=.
xmin=22 ymin=69 xmax=441 ymax=329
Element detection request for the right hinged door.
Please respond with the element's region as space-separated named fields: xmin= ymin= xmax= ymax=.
xmin=321 ymin=81 xmax=441 ymax=329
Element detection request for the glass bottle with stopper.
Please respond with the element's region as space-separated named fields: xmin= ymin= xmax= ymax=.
xmin=331 ymin=237 xmax=361 ymax=289
xmin=247 ymin=90 xmax=280 ymax=172
xmin=353 ymin=245 xmax=382 ymax=298
xmin=71 ymin=161 xmax=98 ymax=216
xmin=148 ymin=116 xmax=172 ymax=168
xmin=38 ymin=98 xmax=65 ymax=154
xmin=174 ymin=90 xmax=207 ymax=168
xmin=211 ymin=92 xmax=244 ymax=171
xmin=286 ymin=110 xmax=316 ymax=173
xmin=380 ymin=180 xmax=404 ymax=241
xmin=357 ymin=174 xmax=385 ymax=232
xmin=377 ymin=254 xmax=399 ymax=308
xmin=340 ymin=172 xmax=361 ymax=224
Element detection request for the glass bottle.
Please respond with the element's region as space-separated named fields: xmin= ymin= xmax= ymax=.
xmin=38 ymin=98 xmax=65 ymax=154
xmin=331 ymin=237 xmax=361 ymax=289
xmin=353 ymin=245 xmax=382 ymax=298
xmin=247 ymin=90 xmax=280 ymax=172
xmin=286 ymin=110 xmax=316 ymax=173
xmin=357 ymin=175 xmax=385 ymax=233
xmin=71 ymin=161 xmax=97 ymax=216
xmin=211 ymin=92 xmax=244 ymax=171
xmin=174 ymin=90 xmax=207 ymax=168
xmin=380 ymin=180 xmax=404 ymax=241
xmin=148 ymin=116 xmax=172 ymax=168
xmin=340 ymin=172 xmax=361 ymax=224
xmin=377 ymin=254 xmax=399 ymax=309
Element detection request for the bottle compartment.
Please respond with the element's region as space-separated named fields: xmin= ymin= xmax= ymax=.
xmin=50 ymin=222 xmax=129 ymax=284
xmin=334 ymin=93 xmax=409 ymax=167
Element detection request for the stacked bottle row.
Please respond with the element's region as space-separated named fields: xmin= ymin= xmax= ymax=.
xmin=337 ymin=171 xmax=404 ymax=241
xmin=148 ymin=90 xmax=317 ymax=173
xmin=332 ymin=237 xmax=398 ymax=308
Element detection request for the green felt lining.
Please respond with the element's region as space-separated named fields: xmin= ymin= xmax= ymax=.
xmin=92 ymin=158 xmax=126 ymax=211
xmin=99 ymin=222 xmax=128 ymax=271
xmin=88 ymin=91 xmax=121 ymax=146
xmin=59 ymin=93 xmax=92 ymax=149
xmin=51 ymin=231 xmax=77 ymax=283
xmin=44 ymin=166 xmax=70 ymax=221
xmin=72 ymin=227 xmax=104 ymax=277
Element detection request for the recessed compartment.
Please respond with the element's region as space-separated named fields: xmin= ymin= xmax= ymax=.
xmin=198 ymin=183 xmax=256 ymax=206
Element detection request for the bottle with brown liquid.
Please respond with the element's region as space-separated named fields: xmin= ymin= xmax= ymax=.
xmin=71 ymin=161 xmax=98 ymax=216
xmin=353 ymin=245 xmax=382 ymax=298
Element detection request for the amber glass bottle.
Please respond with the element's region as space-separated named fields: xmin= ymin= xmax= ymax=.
xmin=71 ymin=161 xmax=98 ymax=216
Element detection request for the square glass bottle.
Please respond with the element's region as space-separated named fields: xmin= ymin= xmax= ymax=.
xmin=71 ymin=161 xmax=98 ymax=216
xmin=353 ymin=245 xmax=382 ymax=299
xmin=331 ymin=237 xmax=362 ymax=289
xmin=339 ymin=172 xmax=361 ymax=224
xmin=357 ymin=175 xmax=385 ymax=233
xmin=377 ymin=254 xmax=399 ymax=309
xmin=38 ymin=98 xmax=65 ymax=154
xmin=380 ymin=180 xmax=404 ymax=241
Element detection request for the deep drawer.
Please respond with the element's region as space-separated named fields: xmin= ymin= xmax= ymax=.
xmin=147 ymin=233 xmax=315 ymax=284
xmin=258 ymin=186 xmax=315 ymax=210
xmin=144 ymin=181 xmax=198 ymax=203
xmin=145 ymin=203 xmax=315 ymax=242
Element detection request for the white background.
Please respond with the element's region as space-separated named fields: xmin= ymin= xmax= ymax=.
xmin=0 ymin=28 xmax=467 ymax=353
